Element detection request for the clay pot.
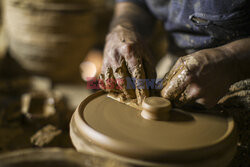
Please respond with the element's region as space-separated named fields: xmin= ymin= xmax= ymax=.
xmin=3 ymin=0 xmax=97 ymax=81
xmin=70 ymin=91 xmax=238 ymax=167
xmin=0 ymin=148 xmax=130 ymax=167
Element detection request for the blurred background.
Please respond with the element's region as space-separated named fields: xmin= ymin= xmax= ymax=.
xmin=0 ymin=1 xmax=249 ymax=166
xmin=0 ymin=0 xmax=167 ymax=153
xmin=0 ymin=0 xmax=168 ymax=83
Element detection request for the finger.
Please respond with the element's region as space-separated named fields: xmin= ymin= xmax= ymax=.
xmin=178 ymin=84 xmax=201 ymax=105
xmin=133 ymin=63 xmax=149 ymax=105
xmin=101 ymin=47 xmax=122 ymax=93
xmin=99 ymin=73 xmax=106 ymax=90
xmin=107 ymin=49 xmax=136 ymax=99
xmin=124 ymin=44 xmax=149 ymax=104
xmin=161 ymin=72 xmax=169 ymax=88
xmin=99 ymin=60 xmax=110 ymax=91
xmin=166 ymin=58 xmax=184 ymax=81
xmin=161 ymin=57 xmax=184 ymax=90
xmin=104 ymin=66 xmax=121 ymax=93
xmin=113 ymin=58 xmax=136 ymax=99
xmin=161 ymin=62 xmax=191 ymax=101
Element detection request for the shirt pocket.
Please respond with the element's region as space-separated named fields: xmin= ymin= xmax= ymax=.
xmin=189 ymin=8 xmax=250 ymax=44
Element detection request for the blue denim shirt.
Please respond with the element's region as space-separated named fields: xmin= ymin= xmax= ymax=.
xmin=117 ymin=0 xmax=250 ymax=51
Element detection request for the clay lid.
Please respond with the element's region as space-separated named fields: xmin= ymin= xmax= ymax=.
xmin=74 ymin=91 xmax=237 ymax=162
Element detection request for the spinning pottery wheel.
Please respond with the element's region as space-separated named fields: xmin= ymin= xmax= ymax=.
xmin=0 ymin=148 xmax=130 ymax=167
xmin=70 ymin=91 xmax=237 ymax=167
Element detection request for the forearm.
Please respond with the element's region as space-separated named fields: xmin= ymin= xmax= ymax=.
xmin=110 ymin=2 xmax=155 ymax=37
xmin=220 ymin=37 xmax=250 ymax=80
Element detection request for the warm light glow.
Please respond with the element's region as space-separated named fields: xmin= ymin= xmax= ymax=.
xmin=80 ymin=61 xmax=97 ymax=81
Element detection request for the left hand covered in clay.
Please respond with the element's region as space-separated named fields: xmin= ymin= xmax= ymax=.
xmin=161 ymin=47 xmax=239 ymax=108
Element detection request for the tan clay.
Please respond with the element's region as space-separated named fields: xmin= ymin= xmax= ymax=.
xmin=70 ymin=91 xmax=237 ymax=166
xmin=141 ymin=97 xmax=171 ymax=120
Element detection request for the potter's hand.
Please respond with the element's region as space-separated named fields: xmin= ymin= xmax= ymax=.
xmin=100 ymin=25 xmax=156 ymax=104
xmin=161 ymin=47 xmax=239 ymax=108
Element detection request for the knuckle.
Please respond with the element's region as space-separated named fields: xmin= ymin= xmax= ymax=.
xmin=120 ymin=43 xmax=133 ymax=55
xmin=161 ymin=87 xmax=171 ymax=99
xmin=161 ymin=89 xmax=167 ymax=98
xmin=176 ymin=57 xmax=184 ymax=65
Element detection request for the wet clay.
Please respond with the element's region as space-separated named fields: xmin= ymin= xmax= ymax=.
xmin=141 ymin=97 xmax=171 ymax=120
xmin=101 ymin=25 xmax=150 ymax=105
xmin=105 ymin=62 xmax=148 ymax=106
xmin=132 ymin=64 xmax=149 ymax=104
xmin=106 ymin=61 xmax=149 ymax=108
xmin=107 ymin=92 xmax=142 ymax=110
xmin=114 ymin=59 xmax=136 ymax=99
xmin=161 ymin=62 xmax=189 ymax=101
xmin=74 ymin=92 xmax=236 ymax=162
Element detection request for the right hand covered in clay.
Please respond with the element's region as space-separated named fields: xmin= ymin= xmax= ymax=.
xmin=100 ymin=25 xmax=156 ymax=104
xmin=161 ymin=47 xmax=239 ymax=108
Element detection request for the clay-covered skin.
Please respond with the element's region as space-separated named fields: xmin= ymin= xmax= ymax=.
xmin=99 ymin=2 xmax=156 ymax=105
xmin=161 ymin=47 xmax=239 ymax=108
xmin=100 ymin=25 xmax=156 ymax=104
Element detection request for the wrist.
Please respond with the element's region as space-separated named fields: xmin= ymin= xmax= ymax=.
xmin=110 ymin=16 xmax=137 ymax=32
xmin=219 ymin=38 xmax=250 ymax=81
xmin=107 ymin=23 xmax=144 ymax=44
xmin=111 ymin=23 xmax=136 ymax=32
